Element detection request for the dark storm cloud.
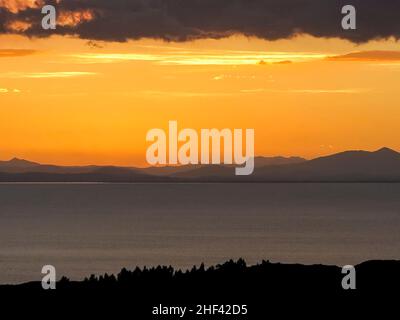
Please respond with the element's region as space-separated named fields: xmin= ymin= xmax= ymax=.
xmin=1 ymin=0 xmax=399 ymax=43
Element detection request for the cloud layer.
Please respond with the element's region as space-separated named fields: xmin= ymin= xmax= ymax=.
xmin=0 ymin=48 xmax=36 ymax=57
xmin=1 ymin=0 xmax=399 ymax=43
xmin=329 ymin=51 xmax=400 ymax=61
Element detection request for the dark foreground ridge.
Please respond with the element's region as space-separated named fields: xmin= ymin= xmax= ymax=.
xmin=1 ymin=259 xmax=399 ymax=317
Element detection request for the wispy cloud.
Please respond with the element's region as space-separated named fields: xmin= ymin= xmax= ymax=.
xmin=328 ymin=51 xmax=400 ymax=62
xmin=288 ymin=89 xmax=365 ymax=94
xmin=213 ymin=74 xmax=257 ymax=81
xmin=0 ymin=88 xmax=21 ymax=93
xmin=240 ymin=88 xmax=366 ymax=94
xmin=368 ymin=63 xmax=400 ymax=68
xmin=137 ymin=90 xmax=236 ymax=98
xmin=0 ymin=49 xmax=36 ymax=58
xmin=128 ymin=87 xmax=365 ymax=98
xmin=69 ymin=51 xmax=327 ymax=66
xmin=0 ymin=72 xmax=97 ymax=79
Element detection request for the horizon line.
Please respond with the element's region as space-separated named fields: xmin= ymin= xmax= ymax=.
xmin=0 ymin=147 xmax=397 ymax=169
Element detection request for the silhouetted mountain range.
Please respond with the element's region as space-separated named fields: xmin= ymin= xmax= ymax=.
xmin=0 ymin=148 xmax=399 ymax=182
xmin=250 ymin=147 xmax=400 ymax=182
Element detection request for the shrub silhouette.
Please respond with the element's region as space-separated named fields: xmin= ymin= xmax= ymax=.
xmin=1 ymin=259 xmax=399 ymax=318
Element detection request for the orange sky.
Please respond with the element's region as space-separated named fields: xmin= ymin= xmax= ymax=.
xmin=1 ymin=34 xmax=400 ymax=166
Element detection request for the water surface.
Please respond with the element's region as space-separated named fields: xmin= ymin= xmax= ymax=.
xmin=0 ymin=183 xmax=399 ymax=284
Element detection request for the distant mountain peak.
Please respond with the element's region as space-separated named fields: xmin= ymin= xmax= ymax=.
xmin=375 ymin=147 xmax=398 ymax=154
xmin=10 ymin=157 xmax=26 ymax=162
xmin=1 ymin=157 xmax=39 ymax=168
xmin=9 ymin=157 xmax=37 ymax=163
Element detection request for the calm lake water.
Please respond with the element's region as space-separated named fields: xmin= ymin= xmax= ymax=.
xmin=0 ymin=183 xmax=399 ymax=284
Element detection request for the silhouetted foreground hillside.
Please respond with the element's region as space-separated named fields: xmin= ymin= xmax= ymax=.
xmin=1 ymin=259 xmax=399 ymax=317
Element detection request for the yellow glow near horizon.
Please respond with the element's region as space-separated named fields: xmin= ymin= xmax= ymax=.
xmin=69 ymin=51 xmax=328 ymax=66
xmin=1 ymin=35 xmax=400 ymax=166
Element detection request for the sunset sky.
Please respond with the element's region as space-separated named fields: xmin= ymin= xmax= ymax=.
xmin=1 ymin=1 xmax=400 ymax=166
